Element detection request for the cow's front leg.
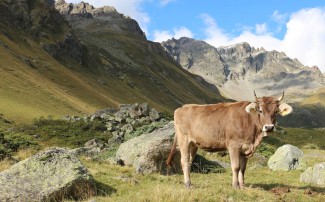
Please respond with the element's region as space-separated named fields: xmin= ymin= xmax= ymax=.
xmin=178 ymin=136 xmax=192 ymax=189
xmin=229 ymin=147 xmax=240 ymax=189
xmin=238 ymin=155 xmax=248 ymax=189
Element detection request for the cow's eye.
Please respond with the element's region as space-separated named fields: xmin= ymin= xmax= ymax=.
xmin=258 ymin=109 xmax=263 ymax=114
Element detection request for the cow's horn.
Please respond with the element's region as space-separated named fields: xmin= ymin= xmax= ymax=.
xmin=278 ymin=91 xmax=284 ymax=102
xmin=254 ymin=91 xmax=258 ymax=102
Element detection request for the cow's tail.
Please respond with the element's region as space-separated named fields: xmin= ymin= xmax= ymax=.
xmin=166 ymin=132 xmax=177 ymax=167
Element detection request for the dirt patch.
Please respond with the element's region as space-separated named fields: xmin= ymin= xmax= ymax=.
xmin=270 ymin=186 xmax=291 ymax=195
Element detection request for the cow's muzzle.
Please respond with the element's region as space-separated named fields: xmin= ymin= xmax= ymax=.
xmin=262 ymin=124 xmax=275 ymax=132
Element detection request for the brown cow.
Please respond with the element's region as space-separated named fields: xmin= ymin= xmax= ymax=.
xmin=166 ymin=92 xmax=293 ymax=189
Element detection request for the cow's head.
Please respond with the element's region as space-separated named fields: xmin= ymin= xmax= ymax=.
xmin=245 ymin=91 xmax=293 ymax=135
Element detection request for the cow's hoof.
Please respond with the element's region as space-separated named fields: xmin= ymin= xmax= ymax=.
xmin=185 ymin=181 xmax=195 ymax=189
xmin=239 ymin=184 xmax=246 ymax=190
xmin=232 ymin=183 xmax=240 ymax=189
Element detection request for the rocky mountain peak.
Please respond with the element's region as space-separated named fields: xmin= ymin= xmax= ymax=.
xmin=55 ymin=0 xmax=145 ymax=38
xmin=161 ymin=37 xmax=325 ymax=101
xmin=55 ymin=0 xmax=117 ymax=16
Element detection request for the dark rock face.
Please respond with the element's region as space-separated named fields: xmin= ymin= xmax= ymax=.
xmin=42 ymin=33 xmax=84 ymax=63
xmin=0 ymin=0 xmax=85 ymax=64
xmin=0 ymin=148 xmax=95 ymax=201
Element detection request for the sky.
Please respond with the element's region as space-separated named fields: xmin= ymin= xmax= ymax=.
xmin=64 ymin=0 xmax=325 ymax=73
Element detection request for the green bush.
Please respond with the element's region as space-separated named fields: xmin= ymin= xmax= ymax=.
xmin=256 ymin=142 xmax=276 ymax=158
xmin=29 ymin=117 xmax=111 ymax=148
xmin=0 ymin=132 xmax=39 ymax=160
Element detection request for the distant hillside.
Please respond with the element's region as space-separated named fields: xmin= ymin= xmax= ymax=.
xmin=161 ymin=37 xmax=325 ymax=127
xmin=0 ymin=0 xmax=225 ymax=123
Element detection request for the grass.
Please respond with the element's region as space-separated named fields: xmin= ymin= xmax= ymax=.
xmin=79 ymin=154 xmax=325 ymax=202
xmin=264 ymin=127 xmax=325 ymax=149
xmin=0 ymin=116 xmax=324 ymax=201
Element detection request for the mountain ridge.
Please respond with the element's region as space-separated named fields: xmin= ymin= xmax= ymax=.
xmin=161 ymin=37 xmax=324 ymax=102
xmin=0 ymin=0 xmax=225 ymax=123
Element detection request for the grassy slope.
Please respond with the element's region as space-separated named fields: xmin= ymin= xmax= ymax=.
xmin=82 ymin=152 xmax=325 ymax=202
xmin=301 ymin=87 xmax=325 ymax=106
xmin=0 ymin=20 xmax=224 ymax=123
xmin=0 ymin=7 xmax=223 ymax=123
xmin=277 ymin=87 xmax=325 ymax=128
xmin=0 ymin=30 xmax=118 ymax=123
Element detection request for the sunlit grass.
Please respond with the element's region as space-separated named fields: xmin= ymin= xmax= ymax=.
xmin=79 ymin=150 xmax=325 ymax=202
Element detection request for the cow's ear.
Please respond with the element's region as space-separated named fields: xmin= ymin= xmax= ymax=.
xmin=278 ymin=103 xmax=293 ymax=116
xmin=245 ymin=102 xmax=257 ymax=114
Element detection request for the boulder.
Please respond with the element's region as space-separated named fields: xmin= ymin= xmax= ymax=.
xmin=115 ymin=122 xmax=180 ymax=174
xmin=0 ymin=148 xmax=95 ymax=201
xmin=300 ymin=162 xmax=325 ymax=187
xmin=267 ymin=144 xmax=305 ymax=171
xmin=115 ymin=122 xmax=225 ymax=174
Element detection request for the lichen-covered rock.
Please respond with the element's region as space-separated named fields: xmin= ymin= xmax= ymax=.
xmin=115 ymin=122 xmax=225 ymax=174
xmin=267 ymin=144 xmax=306 ymax=171
xmin=300 ymin=162 xmax=325 ymax=187
xmin=115 ymin=122 xmax=180 ymax=174
xmin=0 ymin=148 xmax=95 ymax=201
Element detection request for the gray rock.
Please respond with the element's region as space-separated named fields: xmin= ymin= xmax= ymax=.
xmin=115 ymin=122 xmax=180 ymax=174
xmin=0 ymin=148 xmax=95 ymax=201
xmin=267 ymin=144 xmax=306 ymax=171
xmin=115 ymin=122 xmax=225 ymax=174
xmin=300 ymin=162 xmax=325 ymax=187
xmin=121 ymin=123 xmax=133 ymax=135
xmin=149 ymin=108 xmax=161 ymax=121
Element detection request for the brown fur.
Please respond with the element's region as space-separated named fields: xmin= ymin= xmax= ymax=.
xmin=167 ymin=95 xmax=292 ymax=189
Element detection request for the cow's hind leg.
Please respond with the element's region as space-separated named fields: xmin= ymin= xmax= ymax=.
xmin=238 ymin=155 xmax=248 ymax=189
xmin=189 ymin=142 xmax=198 ymax=164
xmin=178 ymin=134 xmax=192 ymax=189
xmin=229 ymin=147 xmax=240 ymax=189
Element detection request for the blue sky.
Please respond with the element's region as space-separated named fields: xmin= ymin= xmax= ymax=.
xmin=64 ymin=0 xmax=325 ymax=72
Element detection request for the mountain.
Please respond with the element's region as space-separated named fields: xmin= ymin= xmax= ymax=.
xmin=0 ymin=0 xmax=224 ymax=123
xmin=161 ymin=37 xmax=325 ymax=127
xmin=161 ymin=37 xmax=324 ymax=102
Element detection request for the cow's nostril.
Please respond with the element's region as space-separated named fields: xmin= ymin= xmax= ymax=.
xmin=263 ymin=124 xmax=275 ymax=132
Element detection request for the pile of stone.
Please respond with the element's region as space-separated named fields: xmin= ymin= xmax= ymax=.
xmin=64 ymin=103 xmax=167 ymax=156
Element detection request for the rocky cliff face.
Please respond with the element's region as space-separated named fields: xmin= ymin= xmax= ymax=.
xmin=162 ymin=37 xmax=324 ymax=102
xmin=0 ymin=0 xmax=84 ymax=63
xmin=55 ymin=0 xmax=146 ymax=39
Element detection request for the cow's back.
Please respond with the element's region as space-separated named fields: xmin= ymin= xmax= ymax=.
xmin=174 ymin=102 xmax=253 ymax=151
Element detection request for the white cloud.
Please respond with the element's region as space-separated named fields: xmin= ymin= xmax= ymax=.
xmin=201 ymin=14 xmax=230 ymax=47
xmin=255 ymin=23 xmax=268 ymax=35
xmin=281 ymin=8 xmax=325 ymax=72
xmin=272 ymin=10 xmax=289 ymax=33
xmin=153 ymin=27 xmax=194 ymax=42
xmin=64 ymin=0 xmax=151 ymax=35
xmin=272 ymin=10 xmax=288 ymax=24
xmin=202 ymin=9 xmax=325 ymax=72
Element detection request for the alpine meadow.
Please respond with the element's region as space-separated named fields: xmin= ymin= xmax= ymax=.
xmin=0 ymin=0 xmax=324 ymax=201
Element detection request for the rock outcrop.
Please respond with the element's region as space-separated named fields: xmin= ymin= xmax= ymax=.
xmin=300 ymin=162 xmax=325 ymax=187
xmin=0 ymin=148 xmax=95 ymax=201
xmin=55 ymin=0 xmax=146 ymax=38
xmin=267 ymin=144 xmax=306 ymax=171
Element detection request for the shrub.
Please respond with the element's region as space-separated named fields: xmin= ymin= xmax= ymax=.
xmin=0 ymin=132 xmax=39 ymax=160
xmin=256 ymin=142 xmax=276 ymax=158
